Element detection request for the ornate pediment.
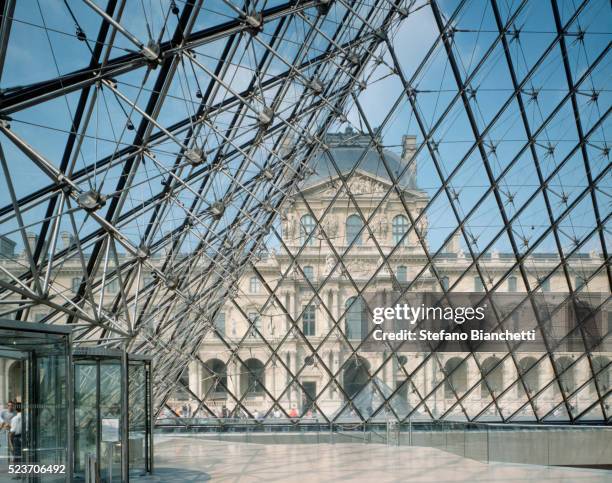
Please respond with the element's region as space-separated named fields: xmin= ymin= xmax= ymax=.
xmin=304 ymin=170 xmax=393 ymax=198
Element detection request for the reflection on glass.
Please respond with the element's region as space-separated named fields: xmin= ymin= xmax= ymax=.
xmin=74 ymin=359 xmax=123 ymax=482
xmin=128 ymin=362 xmax=148 ymax=477
xmin=100 ymin=363 xmax=121 ymax=482
xmin=0 ymin=325 xmax=70 ymax=482
xmin=74 ymin=364 xmax=97 ymax=480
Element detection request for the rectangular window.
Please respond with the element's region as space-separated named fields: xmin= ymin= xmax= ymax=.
xmin=249 ymin=277 xmax=260 ymax=293
xmin=474 ymin=277 xmax=484 ymax=292
xmin=303 ymin=305 xmax=316 ymax=336
xmin=396 ymin=266 xmax=407 ymax=282
xmin=539 ymin=278 xmax=550 ymax=292
xmin=72 ymin=277 xmax=81 ymax=293
xmin=303 ymin=266 xmax=314 ymax=281
xmin=575 ymin=275 xmax=585 ymax=291
xmin=214 ymin=312 xmax=226 ymax=335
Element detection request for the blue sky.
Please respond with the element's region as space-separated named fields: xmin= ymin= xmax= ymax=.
xmin=0 ymin=0 xmax=609 ymax=258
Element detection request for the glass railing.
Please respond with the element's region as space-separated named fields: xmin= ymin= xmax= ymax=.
xmin=154 ymin=418 xmax=612 ymax=468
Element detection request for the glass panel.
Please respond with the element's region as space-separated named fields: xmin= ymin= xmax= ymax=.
xmin=100 ymin=363 xmax=122 ymax=482
xmin=34 ymin=351 xmax=69 ymax=482
xmin=74 ymin=363 xmax=97 ymax=480
xmin=128 ymin=362 xmax=147 ymax=477
xmin=0 ymin=358 xmax=25 ymax=474
xmin=0 ymin=324 xmax=70 ymax=482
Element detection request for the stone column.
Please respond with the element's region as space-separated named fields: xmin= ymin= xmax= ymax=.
xmin=329 ymin=289 xmax=337 ymax=331
xmin=335 ymin=351 xmax=343 ymax=400
xmin=188 ymin=361 xmax=198 ymax=397
xmin=289 ymin=350 xmax=297 ymax=402
xmin=283 ymin=352 xmax=291 ymax=406
xmin=284 ymin=292 xmax=291 ymax=334
xmin=337 ymin=287 xmax=344 ymax=324
xmin=326 ymin=350 xmax=337 ymax=399
xmin=228 ymin=360 xmax=239 ymax=407
xmin=195 ymin=361 xmax=203 ymax=398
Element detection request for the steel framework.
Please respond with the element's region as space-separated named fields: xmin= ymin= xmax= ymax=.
xmin=0 ymin=0 xmax=609 ymax=423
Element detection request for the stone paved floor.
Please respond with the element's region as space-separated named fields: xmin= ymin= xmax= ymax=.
xmin=132 ymin=435 xmax=612 ymax=482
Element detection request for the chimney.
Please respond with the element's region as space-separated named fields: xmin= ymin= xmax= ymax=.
xmin=0 ymin=235 xmax=16 ymax=259
xmin=401 ymin=135 xmax=417 ymax=187
xmin=61 ymin=231 xmax=73 ymax=249
xmin=444 ymin=232 xmax=462 ymax=254
xmin=25 ymin=232 xmax=38 ymax=254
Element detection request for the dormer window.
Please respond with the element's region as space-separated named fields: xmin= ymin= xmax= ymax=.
xmin=346 ymin=215 xmax=363 ymax=246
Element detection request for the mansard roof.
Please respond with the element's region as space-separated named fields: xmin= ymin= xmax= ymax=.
xmin=304 ymin=127 xmax=418 ymax=190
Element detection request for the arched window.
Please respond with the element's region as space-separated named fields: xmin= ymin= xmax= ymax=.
xmin=303 ymin=304 xmax=316 ymax=336
xmin=214 ymin=312 xmax=225 ymax=335
xmin=481 ymin=357 xmax=503 ymax=397
xmin=396 ymin=266 xmax=407 ymax=282
xmin=518 ymin=357 xmax=539 ymax=396
xmin=343 ymin=357 xmax=370 ymax=398
xmin=444 ymin=357 xmax=467 ymax=398
xmin=392 ymin=215 xmax=409 ymax=245
xmin=202 ymin=359 xmax=227 ymax=399
xmin=345 ymin=296 xmax=365 ymax=340
xmin=592 ymin=357 xmax=610 ymax=394
xmin=241 ymin=359 xmax=265 ymax=396
xmin=556 ymin=357 xmax=575 ymax=394
xmin=175 ymin=366 xmax=190 ymax=401
xmin=345 ymin=215 xmax=363 ymax=246
xmin=300 ymin=215 xmax=316 ymax=246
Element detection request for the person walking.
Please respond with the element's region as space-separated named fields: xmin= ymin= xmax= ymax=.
xmin=0 ymin=401 xmax=16 ymax=460
xmin=9 ymin=404 xmax=21 ymax=466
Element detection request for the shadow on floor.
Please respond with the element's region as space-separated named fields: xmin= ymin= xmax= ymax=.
xmin=132 ymin=467 xmax=211 ymax=482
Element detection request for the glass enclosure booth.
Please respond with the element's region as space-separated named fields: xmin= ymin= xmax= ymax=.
xmin=73 ymin=348 xmax=152 ymax=482
xmin=0 ymin=319 xmax=73 ymax=483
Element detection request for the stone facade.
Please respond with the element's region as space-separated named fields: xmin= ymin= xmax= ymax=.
xmin=189 ymin=132 xmax=610 ymax=422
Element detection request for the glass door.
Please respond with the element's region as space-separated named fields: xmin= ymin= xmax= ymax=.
xmin=73 ymin=358 xmax=122 ymax=483
xmin=99 ymin=363 xmax=121 ymax=482
xmin=73 ymin=363 xmax=97 ymax=481
xmin=128 ymin=362 xmax=147 ymax=478
xmin=0 ymin=352 xmax=27 ymax=482
xmin=73 ymin=351 xmax=151 ymax=482
xmin=30 ymin=349 xmax=70 ymax=482
xmin=0 ymin=320 xmax=72 ymax=483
